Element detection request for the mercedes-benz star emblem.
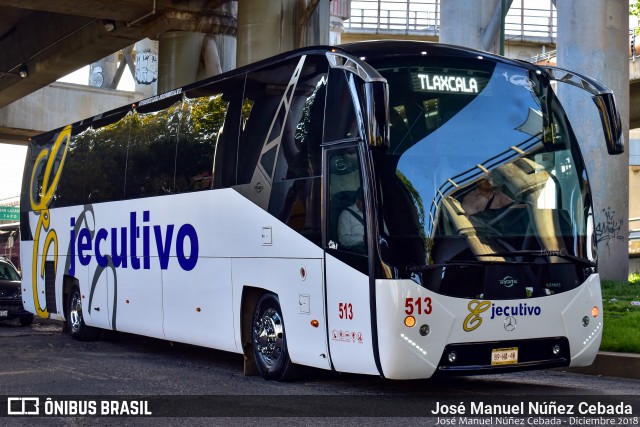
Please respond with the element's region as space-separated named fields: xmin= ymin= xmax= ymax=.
xmin=504 ymin=316 xmax=517 ymax=332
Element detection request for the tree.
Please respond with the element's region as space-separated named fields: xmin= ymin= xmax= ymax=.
xmin=630 ymin=1 xmax=640 ymax=35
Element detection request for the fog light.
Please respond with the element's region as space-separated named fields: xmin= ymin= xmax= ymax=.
xmin=552 ymin=345 xmax=561 ymax=356
xmin=448 ymin=351 xmax=457 ymax=364
xmin=582 ymin=316 xmax=590 ymax=327
xmin=419 ymin=324 xmax=430 ymax=336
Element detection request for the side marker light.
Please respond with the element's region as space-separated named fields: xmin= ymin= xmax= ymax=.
xmin=404 ymin=316 xmax=416 ymax=327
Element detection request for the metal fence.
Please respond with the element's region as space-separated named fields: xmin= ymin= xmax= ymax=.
xmin=505 ymin=0 xmax=556 ymax=42
xmin=345 ymin=0 xmax=556 ymax=41
xmin=631 ymin=217 xmax=640 ymax=242
xmin=631 ymin=217 xmax=640 ymax=259
xmin=346 ymin=0 xmax=440 ymax=34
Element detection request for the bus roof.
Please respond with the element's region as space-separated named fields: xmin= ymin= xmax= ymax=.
xmin=27 ymin=40 xmax=541 ymax=145
xmin=337 ymin=39 xmax=540 ymax=72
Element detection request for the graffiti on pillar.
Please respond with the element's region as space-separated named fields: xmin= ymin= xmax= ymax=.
xmin=90 ymin=66 xmax=104 ymax=87
xmin=135 ymin=49 xmax=158 ymax=85
xmin=595 ymin=207 xmax=625 ymax=253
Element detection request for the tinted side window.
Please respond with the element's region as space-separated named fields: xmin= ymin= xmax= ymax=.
xmin=265 ymin=55 xmax=328 ymax=245
xmin=324 ymin=69 xmax=359 ymax=142
xmin=181 ymin=75 xmax=244 ymax=192
xmin=75 ymin=113 xmax=131 ymax=205
xmin=268 ymin=177 xmax=322 ymax=245
xmin=24 ymin=108 xmax=132 ymax=211
xmin=236 ymin=57 xmax=300 ymax=187
xmin=23 ymin=130 xmax=69 ymax=210
xmin=125 ymin=99 xmax=182 ymax=199
xmin=327 ymin=146 xmax=366 ymax=255
xmin=51 ymin=124 xmax=91 ymax=208
xmin=272 ymin=55 xmax=327 ymax=181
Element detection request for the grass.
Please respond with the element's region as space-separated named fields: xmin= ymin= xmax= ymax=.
xmin=600 ymin=273 xmax=640 ymax=353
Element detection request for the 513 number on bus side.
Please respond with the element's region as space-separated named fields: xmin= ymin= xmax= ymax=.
xmin=338 ymin=303 xmax=353 ymax=320
xmin=405 ymin=297 xmax=432 ymax=315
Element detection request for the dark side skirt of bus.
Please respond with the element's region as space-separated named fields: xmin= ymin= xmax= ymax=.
xmin=434 ymin=337 xmax=571 ymax=376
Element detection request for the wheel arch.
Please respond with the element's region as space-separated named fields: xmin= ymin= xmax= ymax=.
xmin=61 ymin=274 xmax=79 ymax=332
xmin=240 ymin=285 xmax=273 ymax=376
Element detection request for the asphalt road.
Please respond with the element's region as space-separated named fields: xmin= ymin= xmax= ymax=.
xmin=1 ymin=318 xmax=639 ymax=426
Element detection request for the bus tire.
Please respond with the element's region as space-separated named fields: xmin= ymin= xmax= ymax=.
xmin=67 ymin=285 xmax=99 ymax=341
xmin=252 ymin=293 xmax=296 ymax=381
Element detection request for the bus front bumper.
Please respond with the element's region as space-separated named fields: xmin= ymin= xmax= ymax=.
xmin=374 ymin=275 xmax=602 ymax=379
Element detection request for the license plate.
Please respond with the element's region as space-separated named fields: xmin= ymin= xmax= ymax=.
xmin=0 ymin=310 xmax=7 ymax=317
xmin=491 ymin=347 xmax=518 ymax=365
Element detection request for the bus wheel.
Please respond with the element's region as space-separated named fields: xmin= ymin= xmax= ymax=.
xmin=252 ymin=293 xmax=295 ymax=381
xmin=67 ymin=286 xmax=99 ymax=341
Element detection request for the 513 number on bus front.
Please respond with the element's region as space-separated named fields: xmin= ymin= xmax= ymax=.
xmin=405 ymin=297 xmax=432 ymax=315
xmin=339 ymin=303 xmax=353 ymax=320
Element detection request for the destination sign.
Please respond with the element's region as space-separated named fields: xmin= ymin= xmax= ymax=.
xmin=415 ymin=73 xmax=479 ymax=94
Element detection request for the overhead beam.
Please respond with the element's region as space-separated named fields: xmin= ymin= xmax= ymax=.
xmin=0 ymin=0 xmax=237 ymax=109
xmin=143 ymin=10 xmax=237 ymax=39
xmin=0 ymin=1 xmax=235 ymax=22
xmin=0 ymin=11 xmax=141 ymax=109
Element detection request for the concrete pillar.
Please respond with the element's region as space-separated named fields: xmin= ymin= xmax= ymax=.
xmin=89 ymin=53 xmax=118 ymax=88
xmin=329 ymin=0 xmax=350 ymax=45
xmin=134 ymin=38 xmax=158 ymax=98
xmin=158 ymin=31 xmax=204 ymax=93
xmin=213 ymin=34 xmax=236 ymax=74
xmin=198 ymin=35 xmax=238 ymax=79
xmin=158 ymin=32 xmax=206 ymax=94
xmin=301 ymin=0 xmax=330 ymax=47
xmin=439 ymin=0 xmax=500 ymax=52
xmin=329 ymin=16 xmax=344 ymax=46
xmin=556 ymin=0 xmax=629 ymax=281
xmin=158 ymin=31 xmax=234 ymax=94
xmin=237 ymin=0 xmax=297 ymax=67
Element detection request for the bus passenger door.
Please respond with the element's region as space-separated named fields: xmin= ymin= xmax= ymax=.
xmin=324 ymin=145 xmax=379 ymax=375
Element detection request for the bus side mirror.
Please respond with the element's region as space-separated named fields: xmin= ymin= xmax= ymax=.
xmin=542 ymin=66 xmax=624 ymax=155
xmin=592 ymin=93 xmax=624 ymax=155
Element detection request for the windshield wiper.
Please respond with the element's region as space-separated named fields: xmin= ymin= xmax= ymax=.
xmin=406 ymin=259 xmax=520 ymax=273
xmin=476 ymin=250 xmax=596 ymax=267
xmin=406 ymin=250 xmax=595 ymax=273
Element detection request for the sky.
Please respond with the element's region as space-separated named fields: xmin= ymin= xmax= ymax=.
xmin=0 ymin=144 xmax=27 ymax=201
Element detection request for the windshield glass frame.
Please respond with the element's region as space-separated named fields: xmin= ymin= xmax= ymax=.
xmin=367 ymin=55 xmax=593 ymax=299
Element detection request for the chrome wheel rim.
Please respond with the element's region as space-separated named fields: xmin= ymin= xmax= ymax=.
xmin=69 ymin=291 xmax=83 ymax=334
xmin=253 ymin=307 xmax=284 ymax=366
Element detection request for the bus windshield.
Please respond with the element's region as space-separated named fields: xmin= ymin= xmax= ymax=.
xmin=370 ymin=56 xmax=593 ymax=298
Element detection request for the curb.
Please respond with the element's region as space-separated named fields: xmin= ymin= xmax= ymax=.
xmin=564 ymin=352 xmax=640 ymax=380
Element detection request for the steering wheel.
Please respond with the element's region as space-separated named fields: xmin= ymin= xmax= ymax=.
xmin=487 ymin=201 xmax=529 ymax=226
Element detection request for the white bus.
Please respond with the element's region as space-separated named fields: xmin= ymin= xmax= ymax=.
xmin=20 ymin=41 xmax=623 ymax=380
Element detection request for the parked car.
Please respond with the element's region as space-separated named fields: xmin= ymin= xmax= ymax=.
xmin=0 ymin=256 xmax=33 ymax=326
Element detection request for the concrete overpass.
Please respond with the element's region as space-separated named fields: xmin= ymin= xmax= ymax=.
xmin=0 ymin=0 xmax=236 ymax=111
